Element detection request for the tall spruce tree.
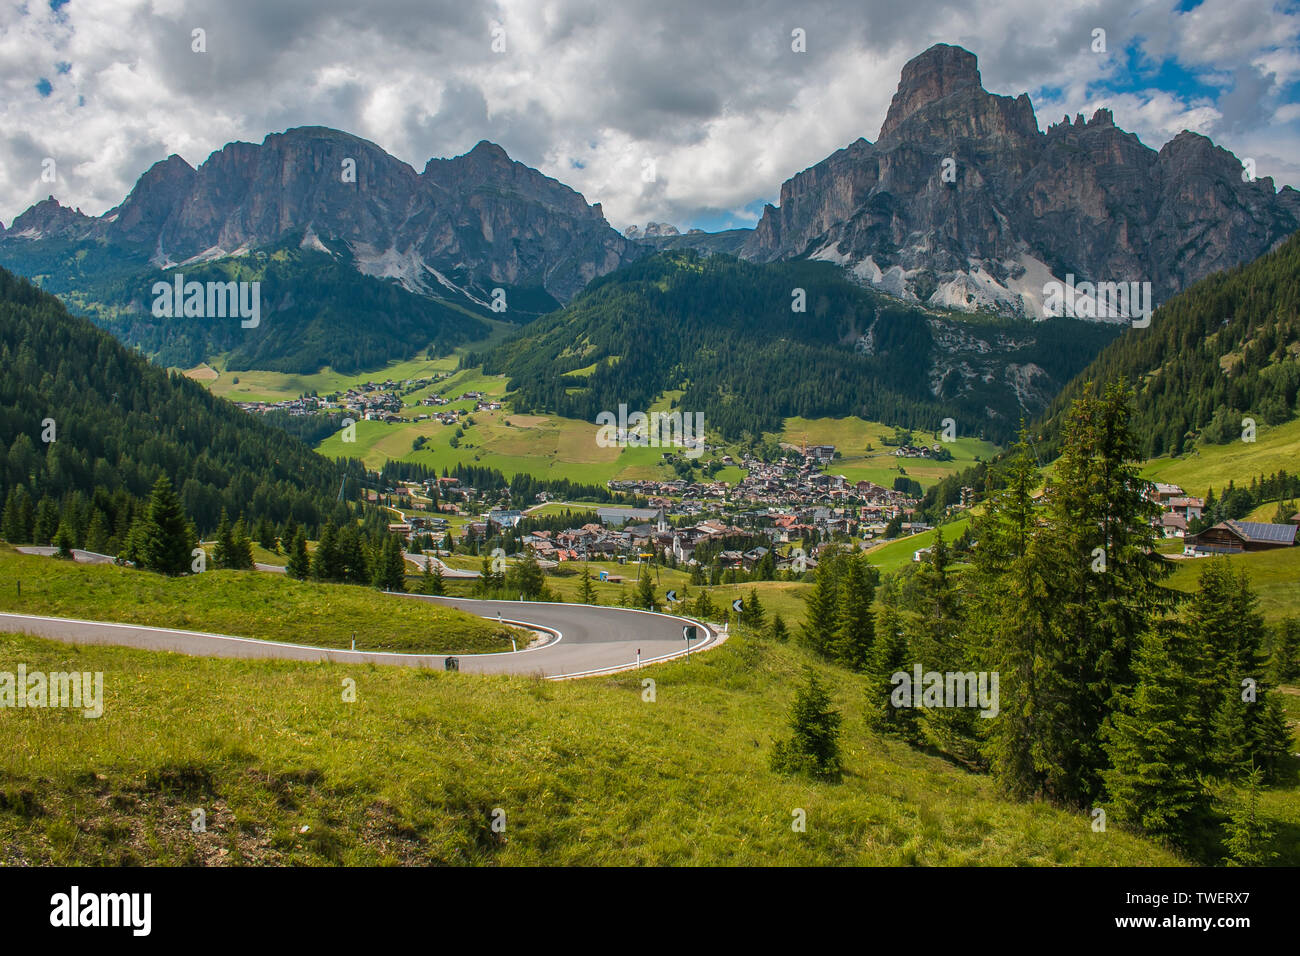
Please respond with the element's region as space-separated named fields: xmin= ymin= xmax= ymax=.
xmin=971 ymin=432 xmax=1050 ymax=796
xmin=904 ymin=531 xmax=977 ymax=762
xmin=373 ymin=533 xmax=407 ymax=592
xmin=1101 ymin=622 xmax=1210 ymax=840
xmin=800 ymin=544 xmax=844 ymax=658
xmin=1031 ymin=381 xmax=1171 ymax=806
xmin=138 ymin=475 xmax=194 ymax=575
xmin=577 ymin=562 xmax=597 ymax=604
xmin=285 ymin=528 xmax=311 ymax=580
xmin=829 ymin=554 xmax=876 ymax=670
xmin=866 ymin=591 xmax=922 ymax=744
xmin=311 ymin=521 xmax=344 ymax=581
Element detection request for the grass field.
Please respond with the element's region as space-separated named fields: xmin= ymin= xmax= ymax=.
xmin=775 ymin=417 xmax=1000 ymax=489
xmin=1140 ymin=418 xmax=1300 ymax=496
xmin=0 ymin=625 xmax=1191 ymax=865
xmin=1162 ymin=547 xmax=1300 ymax=623
xmin=864 ymin=519 xmax=974 ymax=573
xmin=0 ymin=547 xmax=521 ymax=654
xmin=317 ymin=371 xmax=710 ymax=484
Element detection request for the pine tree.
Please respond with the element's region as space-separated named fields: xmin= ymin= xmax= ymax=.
xmin=372 ymin=533 xmax=407 ymax=592
xmin=800 ymin=545 xmax=843 ymax=658
xmin=311 ymin=521 xmax=342 ymax=581
xmin=285 ymin=529 xmax=311 ymax=580
xmin=506 ymin=547 xmax=546 ymax=600
xmin=972 ymin=432 xmax=1050 ymax=796
xmin=1 ymin=485 xmax=33 ymax=544
xmin=231 ymin=518 xmax=255 ymax=570
xmin=337 ymin=523 xmax=369 ymax=584
xmin=771 ymin=669 xmax=843 ymax=782
xmin=905 ymin=530 xmax=977 ymax=761
xmin=1101 ymin=624 xmax=1209 ymax=840
xmin=1032 ymin=382 xmax=1171 ymax=806
xmin=1221 ymin=768 xmax=1278 ymax=866
xmin=768 ymin=614 xmax=789 ymax=642
xmin=256 ymin=515 xmax=278 ymax=552
xmin=829 ymin=554 xmax=875 ymax=670
xmin=84 ymin=508 xmax=111 ymax=555
xmin=745 ymin=587 xmax=766 ymax=629
xmin=693 ymin=589 xmax=715 ymax=620
xmin=1195 ymin=562 xmax=1292 ymax=780
xmin=477 ymin=550 xmax=497 ymax=596
xmin=420 ymin=558 xmax=445 ymax=595
xmin=866 ymin=592 xmax=922 ymax=744
xmin=138 ymin=475 xmax=194 ymax=575
xmin=212 ymin=509 xmax=235 ymax=569
xmin=53 ymin=520 xmax=75 ymax=559
xmin=1269 ymin=616 xmax=1300 ymax=684
xmin=33 ymin=495 xmax=59 ymax=545
xmin=577 ymin=562 xmax=597 ymax=604
xmin=635 ymin=570 xmax=656 ymax=609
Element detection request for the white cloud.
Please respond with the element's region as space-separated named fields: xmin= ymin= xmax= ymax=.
xmin=0 ymin=0 xmax=1296 ymax=232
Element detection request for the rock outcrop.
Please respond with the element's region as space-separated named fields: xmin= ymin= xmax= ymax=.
xmin=743 ymin=43 xmax=1300 ymax=318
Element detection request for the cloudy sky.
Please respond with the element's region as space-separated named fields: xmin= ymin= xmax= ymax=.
xmin=3 ymin=0 xmax=1298 ymax=232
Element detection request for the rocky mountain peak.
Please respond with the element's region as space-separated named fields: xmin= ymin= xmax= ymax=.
xmin=6 ymin=196 xmax=93 ymax=240
xmin=743 ymin=44 xmax=1299 ymax=320
xmin=878 ymin=43 xmax=982 ymax=140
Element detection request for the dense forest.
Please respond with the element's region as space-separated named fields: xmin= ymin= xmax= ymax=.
xmin=0 ymin=265 xmax=369 ymax=556
xmin=1039 ymin=230 xmax=1300 ymax=458
xmin=472 ymin=252 xmax=1120 ymax=444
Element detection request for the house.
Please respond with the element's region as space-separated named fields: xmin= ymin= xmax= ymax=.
xmin=1185 ymin=520 xmax=1298 ymax=555
xmin=1151 ymin=482 xmax=1185 ymax=505
xmin=1160 ymin=513 xmax=1188 ymax=538
xmin=1166 ymin=496 xmax=1204 ymax=521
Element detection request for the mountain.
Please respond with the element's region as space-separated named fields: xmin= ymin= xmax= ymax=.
xmin=1039 ymin=229 xmax=1300 ymax=459
xmin=0 ymin=264 xmax=363 ymax=538
xmin=475 ymin=250 xmax=1120 ymax=443
xmin=0 ymin=127 xmax=645 ymax=371
xmin=741 ymin=44 xmax=1300 ymax=319
xmin=628 ymin=224 xmax=753 ymax=256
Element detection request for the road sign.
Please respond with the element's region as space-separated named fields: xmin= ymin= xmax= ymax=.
xmin=732 ymin=598 xmax=744 ymax=613
xmin=444 ymin=656 xmax=459 ymax=672
xmin=682 ymin=625 xmax=698 ymax=642
xmin=666 ymin=589 xmax=678 ymax=603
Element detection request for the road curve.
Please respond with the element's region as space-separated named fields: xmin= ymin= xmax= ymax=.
xmin=0 ymin=598 xmax=721 ymax=679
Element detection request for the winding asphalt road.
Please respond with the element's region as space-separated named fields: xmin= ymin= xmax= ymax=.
xmin=0 ymin=596 xmax=721 ymax=680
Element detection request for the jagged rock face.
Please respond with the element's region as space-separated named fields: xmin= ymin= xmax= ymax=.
xmin=4 ymin=127 xmax=643 ymax=304
xmin=744 ymin=43 xmax=1300 ymax=318
xmin=6 ymin=196 xmax=95 ymax=240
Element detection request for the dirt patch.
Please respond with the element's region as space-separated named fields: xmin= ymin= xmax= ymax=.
xmin=184 ymin=363 xmax=219 ymax=382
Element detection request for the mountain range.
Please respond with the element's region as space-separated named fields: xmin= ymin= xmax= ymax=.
xmin=1 ymin=42 xmax=1297 ymax=380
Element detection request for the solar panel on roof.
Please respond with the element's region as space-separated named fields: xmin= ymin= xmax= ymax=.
xmin=1226 ymin=521 xmax=1298 ymax=544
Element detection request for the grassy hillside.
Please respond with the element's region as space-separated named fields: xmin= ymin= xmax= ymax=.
xmin=0 ymin=627 xmax=1188 ymax=865
xmin=777 ymin=417 xmax=998 ymax=488
xmin=1041 ymin=228 xmax=1300 ymax=459
xmin=479 ymin=251 xmax=1118 ymax=445
xmin=1139 ymin=417 xmax=1300 ymax=496
xmin=0 ymin=547 xmax=520 ymax=654
xmin=1163 ymin=546 xmax=1300 ymax=623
